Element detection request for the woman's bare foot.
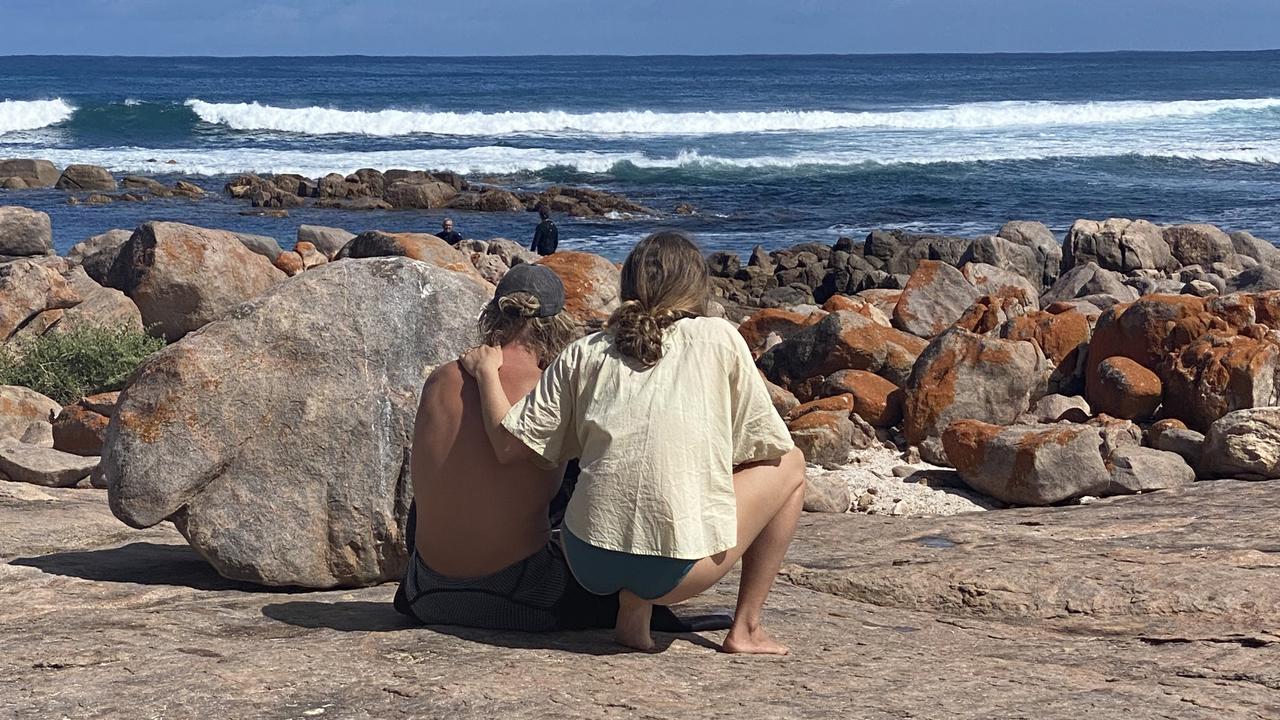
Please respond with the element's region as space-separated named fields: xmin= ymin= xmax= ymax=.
xmin=615 ymin=591 xmax=655 ymax=652
xmin=722 ymin=622 xmax=789 ymax=655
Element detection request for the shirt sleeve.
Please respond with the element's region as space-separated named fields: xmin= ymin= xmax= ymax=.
xmin=501 ymin=347 xmax=579 ymax=468
xmin=724 ymin=323 xmax=796 ymax=466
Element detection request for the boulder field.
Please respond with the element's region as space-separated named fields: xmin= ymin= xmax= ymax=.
xmin=2 ymin=207 xmax=1280 ymax=715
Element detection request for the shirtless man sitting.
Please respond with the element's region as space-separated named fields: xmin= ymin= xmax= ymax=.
xmin=395 ymin=264 xmax=717 ymax=632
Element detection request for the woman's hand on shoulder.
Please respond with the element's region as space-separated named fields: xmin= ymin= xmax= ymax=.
xmin=460 ymin=345 xmax=504 ymax=377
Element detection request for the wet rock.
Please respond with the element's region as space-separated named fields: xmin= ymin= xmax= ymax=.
xmin=55 ymin=164 xmax=117 ymax=192
xmin=821 ymin=370 xmax=903 ymax=427
xmin=536 ymin=251 xmax=621 ymax=328
xmin=0 ymin=386 xmax=61 ymax=441
xmin=816 ymin=252 xmax=884 ymax=301
xmin=0 ymin=206 xmax=53 ymax=259
xmin=1063 ymin=218 xmax=1174 ymax=273
xmin=1163 ymin=224 xmax=1235 ymax=268
xmin=1106 ymin=446 xmax=1194 ymax=494
xmin=864 ymin=230 xmax=971 ymax=277
xmin=104 ymin=222 xmax=286 ymax=341
xmin=1092 ymin=356 xmax=1162 ymax=421
xmin=1200 ymin=406 xmax=1280 ymax=480
xmin=892 ymin=260 xmax=981 ymax=338
xmin=0 ymin=158 xmax=60 ymax=188
xmin=296 ymin=225 xmax=355 ymax=259
xmin=0 ymin=439 xmax=97 ymax=487
xmin=943 ymin=420 xmax=1111 ymax=505
xmin=384 ymin=180 xmax=458 ymax=209
xmin=759 ymin=310 xmax=929 ymax=390
xmin=102 ymin=258 xmax=491 ymax=588
xmin=902 ymin=328 xmax=1043 ymax=456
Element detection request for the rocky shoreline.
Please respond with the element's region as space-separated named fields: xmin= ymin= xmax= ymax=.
xmin=3 ymin=199 xmax=1280 ymax=715
xmin=0 ymin=157 xmax=656 ymax=219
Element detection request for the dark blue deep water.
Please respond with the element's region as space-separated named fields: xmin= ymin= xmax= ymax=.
xmin=2 ymin=53 xmax=1280 ymax=258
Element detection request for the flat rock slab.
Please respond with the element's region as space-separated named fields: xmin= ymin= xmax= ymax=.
xmin=1 ymin=483 xmax=1277 ymax=719
xmin=0 ymin=440 xmax=98 ymax=487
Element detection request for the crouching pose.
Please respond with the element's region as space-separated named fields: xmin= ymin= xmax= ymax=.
xmin=463 ymin=232 xmax=806 ymax=653
xmin=397 ymin=263 xmax=716 ymax=633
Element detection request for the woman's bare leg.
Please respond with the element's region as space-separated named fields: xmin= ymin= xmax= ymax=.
xmin=651 ymin=448 xmax=806 ymax=654
xmin=615 ymin=590 xmax=655 ymax=651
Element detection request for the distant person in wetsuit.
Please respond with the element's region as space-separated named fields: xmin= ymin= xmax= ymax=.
xmin=437 ymin=218 xmax=463 ymax=245
xmin=531 ymin=205 xmax=559 ymax=256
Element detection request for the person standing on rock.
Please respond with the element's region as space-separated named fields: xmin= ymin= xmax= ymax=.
xmin=437 ymin=217 xmax=463 ymax=245
xmin=398 ymin=263 xmax=717 ymax=634
xmin=462 ymin=231 xmax=806 ymax=654
xmin=531 ymin=204 xmax=559 ymax=255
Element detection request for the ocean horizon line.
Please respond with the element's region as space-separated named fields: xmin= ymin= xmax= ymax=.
xmin=2 ymin=48 xmax=1280 ymax=61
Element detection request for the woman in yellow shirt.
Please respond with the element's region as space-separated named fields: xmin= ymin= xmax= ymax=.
xmin=462 ymin=231 xmax=806 ymax=653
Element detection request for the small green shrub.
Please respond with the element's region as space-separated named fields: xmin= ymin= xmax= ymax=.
xmin=0 ymin=326 xmax=166 ymax=404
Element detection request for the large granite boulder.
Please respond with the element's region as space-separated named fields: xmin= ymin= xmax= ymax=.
xmin=1227 ymin=264 xmax=1280 ymax=293
xmin=1084 ymin=294 xmax=1210 ymax=405
xmin=102 ymin=257 xmax=491 ymax=588
xmin=1041 ymin=262 xmax=1138 ymax=306
xmin=0 ymin=259 xmax=80 ymax=341
xmin=1200 ymin=407 xmax=1280 ymax=480
xmin=902 ymin=328 xmax=1043 ymax=461
xmin=1163 ymin=224 xmax=1235 ymax=269
xmin=1163 ymin=332 xmax=1280 ymax=432
xmin=66 ymin=229 xmax=131 ymax=285
xmin=0 ymin=386 xmax=61 ymax=441
xmin=943 ymin=420 xmax=1112 ymax=505
xmin=863 ymin=230 xmax=970 ymax=276
xmin=104 ymin=222 xmax=286 ymax=341
xmin=759 ymin=310 xmax=928 ymax=392
xmin=1062 ymin=218 xmax=1174 ymax=273
xmin=996 ymin=220 xmax=1062 ymax=289
xmin=336 ymin=231 xmax=490 ymax=288
xmin=999 ymin=308 xmax=1092 ymax=396
xmin=737 ymin=308 xmax=822 ymax=357
xmin=0 ymin=207 xmax=53 ymax=259
xmin=0 ymin=159 xmax=60 ymax=188
xmin=384 ymin=180 xmax=458 ymax=209
xmin=892 ymin=260 xmax=981 ymax=338
xmin=1229 ymin=231 xmax=1280 ymax=266
xmin=821 ymin=369 xmax=902 ymax=427
xmin=55 ymin=164 xmax=117 ymax=192
xmin=537 ymin=251 xmax=622 ymax=327
xmin=959 ymin=235 xmax=1044 ymax=291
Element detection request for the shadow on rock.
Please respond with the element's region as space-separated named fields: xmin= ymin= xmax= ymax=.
xmin=261 ymin=600 xmax=720 ymax=655
xmin=11 ymin=542 xmax=286 ymax=592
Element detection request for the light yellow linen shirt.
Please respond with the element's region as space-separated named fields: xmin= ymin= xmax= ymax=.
xmin=501 ymin=316 xmax=795 ymax=560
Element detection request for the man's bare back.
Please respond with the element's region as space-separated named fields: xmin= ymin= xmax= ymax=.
xmin=411 ymin=344 xmax=562 ymax=578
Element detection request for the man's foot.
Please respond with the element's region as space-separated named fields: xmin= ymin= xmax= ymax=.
xmin=722 ymin=623 xmax=789 ymax=655
xmin=615 ymin=591 xmax=655 ymax=652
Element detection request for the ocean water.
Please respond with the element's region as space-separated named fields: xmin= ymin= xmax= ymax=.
xmin=2 ymin=53 xmax=1279 ymax=259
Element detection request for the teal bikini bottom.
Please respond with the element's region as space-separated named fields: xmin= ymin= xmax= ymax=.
xmin=562 ymin=529 xmax=699 ymax=601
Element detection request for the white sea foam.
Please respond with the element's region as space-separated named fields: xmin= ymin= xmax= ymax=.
xmin=184 ymin=97 xmax=1280 ymax=137
xmin=0 ymin=98 xmax=75 ymax=135
xmin=29 ymin=141 xmax=1280 ymax=178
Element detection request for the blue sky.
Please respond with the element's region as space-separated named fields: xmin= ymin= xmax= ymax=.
xmin=3 ymin=0 xmax=1279 ymax=55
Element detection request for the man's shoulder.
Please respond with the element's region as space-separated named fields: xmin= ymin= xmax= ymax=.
xmin=424 ymin=360 xmax=464 ymax=394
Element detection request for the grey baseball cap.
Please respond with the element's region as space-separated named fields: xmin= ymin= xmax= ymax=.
xmin=494 ymin=263 xmax=565 ymax=318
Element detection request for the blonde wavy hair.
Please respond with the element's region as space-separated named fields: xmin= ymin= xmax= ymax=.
xmin=479 ymin=291 xmax=581 ymax=368
xmin=607 ymin=231 xmax=711 ymax=367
